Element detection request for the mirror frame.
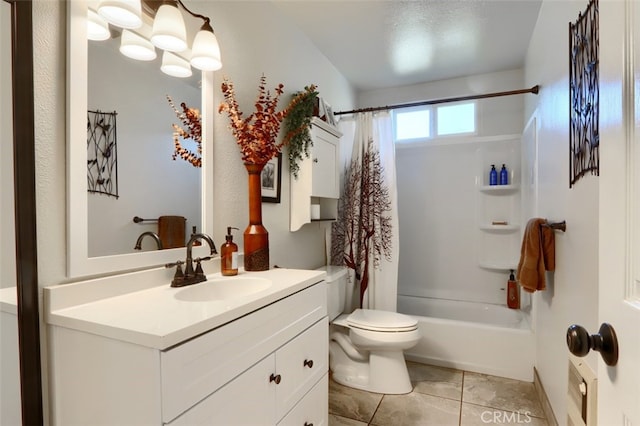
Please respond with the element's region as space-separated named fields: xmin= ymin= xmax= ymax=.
xmin=67 ymin=0 xmax=214 ymax=277
xmin=6 ymin=0 xmax=44 ymax=422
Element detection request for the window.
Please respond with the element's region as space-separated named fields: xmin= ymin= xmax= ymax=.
xmin=436 ymin=102 xmax=475 ymax=136
xmin=394 ymin=108 xmax=430 ymax=141
xmin=393 ymin=101 xmax=476 ymax=143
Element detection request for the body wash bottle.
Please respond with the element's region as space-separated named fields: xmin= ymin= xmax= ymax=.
xmin=500 ymin=164 xmax=509 ymax=185
xmin=221 ymin=227 xmax=239 ymax=276
xmin=489 ymin=164 xmax=498 ymax=186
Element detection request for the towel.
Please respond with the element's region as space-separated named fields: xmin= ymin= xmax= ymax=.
xmin=158 ymin=216 xmax=186 ymax=249
xmin=516 ymin=218 xmax=556 ymax=293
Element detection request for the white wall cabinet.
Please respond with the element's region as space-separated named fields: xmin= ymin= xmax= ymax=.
xmin=49 ymin=282 xmax=328 ymax=425
xmin=290 ymin=117 xmax=342 ymax=231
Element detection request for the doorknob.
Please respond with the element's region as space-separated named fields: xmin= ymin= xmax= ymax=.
xmin=566 ymin=323 xmax=619 ymax=366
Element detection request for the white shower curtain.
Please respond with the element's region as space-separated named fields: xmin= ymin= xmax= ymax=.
xmin=333 ymin=111 xmax=399 ymax=312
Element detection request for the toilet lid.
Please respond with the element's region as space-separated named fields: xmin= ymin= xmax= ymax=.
xmin=346 ymin=309 xmax=418 ymax=332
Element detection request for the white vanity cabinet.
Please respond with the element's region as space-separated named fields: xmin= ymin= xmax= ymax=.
xmin=290 ymin=117 xmax=342 ymax=231
xmin=48 ymin=278 xmax=328 ymax=426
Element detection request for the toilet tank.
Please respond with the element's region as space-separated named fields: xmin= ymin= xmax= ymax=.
xmin=317 ymin=265 xmax=348 ymax=321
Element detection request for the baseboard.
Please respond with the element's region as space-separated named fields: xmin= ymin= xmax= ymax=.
xmin=533 ymin=367 xmax=558 ymax=426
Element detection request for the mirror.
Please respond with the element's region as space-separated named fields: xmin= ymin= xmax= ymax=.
xmin=68 ymin=0 xmax=214 ymax=277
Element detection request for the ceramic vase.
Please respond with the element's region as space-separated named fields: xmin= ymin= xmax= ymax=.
xmin=244 ymin=163 xmax=269 ymax=271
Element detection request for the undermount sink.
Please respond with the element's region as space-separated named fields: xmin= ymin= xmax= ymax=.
xmin=174 ymin=276 xmax=272 ymax=302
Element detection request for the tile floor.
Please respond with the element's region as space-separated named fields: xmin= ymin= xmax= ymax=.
xmin=329 ymin=361 xmax=548 ymax=426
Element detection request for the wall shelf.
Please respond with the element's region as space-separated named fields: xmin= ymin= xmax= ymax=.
xmin=479 ymin=262 xmax=519 ymax=271
xmin=478 ymin=184 xmax=519 ymax=195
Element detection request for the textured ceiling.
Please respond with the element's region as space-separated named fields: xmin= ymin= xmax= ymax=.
xmin=274 ymin=0 xmax=542 ymax=91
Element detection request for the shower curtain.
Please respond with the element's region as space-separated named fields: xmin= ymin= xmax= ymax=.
xmin=331 ymin=111 xmax=399 ymax=312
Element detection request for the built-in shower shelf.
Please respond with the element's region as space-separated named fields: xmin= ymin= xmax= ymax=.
xmin=479 ymin=224 xmax=520 ymax=233
xmin=478 ymin=184 xmax=519 ymax=194
xmin=479 ymin=262 xmax=519 ymax=271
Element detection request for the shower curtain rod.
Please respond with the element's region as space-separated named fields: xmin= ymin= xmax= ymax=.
xmin=333 ymin=85 xmax=540 ymax=116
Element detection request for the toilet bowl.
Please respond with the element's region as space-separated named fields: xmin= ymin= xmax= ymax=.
xmin=319 ymin=266 xmax=420 ymax=394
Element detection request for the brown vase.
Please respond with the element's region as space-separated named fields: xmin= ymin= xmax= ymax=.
xmin=244 ymin=163 xmax=269 ymax=271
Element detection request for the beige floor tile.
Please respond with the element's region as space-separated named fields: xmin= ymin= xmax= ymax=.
xmin=461 ymin=403 xmax=548 ymax=426
xmin=329 ymin=413 xmax=369 ymax=426
xmin=407 ymin=361 xmax=463 ymax=400
xmin=463 ymin=372 xmax=545 ymax=418
xmin=370 ymin=392 xmax=461 ymax=426
xmin=329 ymin=377 xmax=383 ymax=423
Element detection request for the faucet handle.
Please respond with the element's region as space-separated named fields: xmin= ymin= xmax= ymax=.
xmin=194 ymin=256 xmax=213 ymax=263
xmin=165 ymin=260 xmax=184 ymax=269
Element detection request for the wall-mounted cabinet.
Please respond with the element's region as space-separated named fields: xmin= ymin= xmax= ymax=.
xmin=475 ymin=138 xmax=521 ymax=271
xmin=290 ymin=117 xmax=342 ymax=231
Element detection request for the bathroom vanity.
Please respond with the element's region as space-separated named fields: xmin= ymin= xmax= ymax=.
xmin=45 ymin=268 xmax=327 ymax=425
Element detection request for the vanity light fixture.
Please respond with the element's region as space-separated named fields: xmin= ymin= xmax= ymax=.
xmin=120 ymin=29 xmax=157 ymax=61
xmin=161 ymin=51 xmax=192 ymax=78
xmin=150 ymin=1 xmax=188 ymax=52
xmin=87 ymin=9 xmax=111 ymax=41
xmin=91 ymin=0 xmax=223 ymax=76
xmin=97 ymin=0 xmax=143 ymax=29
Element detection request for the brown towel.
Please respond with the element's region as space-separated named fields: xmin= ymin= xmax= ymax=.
xmin=158 ymin=216 xmax=186 ymax=249
xmin=516 ymin=218 xmax=556 ymax=293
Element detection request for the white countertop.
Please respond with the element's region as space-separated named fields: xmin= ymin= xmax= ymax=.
xmin=45 ymin=268 xmax=326 ymax=350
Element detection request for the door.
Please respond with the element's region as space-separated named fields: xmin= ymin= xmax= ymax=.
xmin=598 ymin=0 xmax=640 ymax=422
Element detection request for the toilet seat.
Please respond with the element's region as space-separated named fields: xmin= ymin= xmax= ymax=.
xmin=336 ymin=309 xmax=418 ymax=332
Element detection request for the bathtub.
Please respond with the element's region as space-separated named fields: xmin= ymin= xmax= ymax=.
xmin=397 ymin=295 xmax=535 ymax=381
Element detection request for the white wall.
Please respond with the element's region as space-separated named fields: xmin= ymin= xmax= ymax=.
xmin=358 ymin=70 xmax=526 ymax=306
xmin=1 ymin=1 xmax=16 ymax=290
xmin=87 ymin=39 xmax=201 ymax=256
xmin=524 ymin=1 xmax=600 ymax=422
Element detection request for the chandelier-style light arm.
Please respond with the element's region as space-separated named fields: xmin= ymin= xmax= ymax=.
xmin=176 ymin=0 xmax=212 ymax=29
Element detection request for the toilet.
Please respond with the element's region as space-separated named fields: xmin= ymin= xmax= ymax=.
xmin=320 ymin=265 xmax=420 ymax=394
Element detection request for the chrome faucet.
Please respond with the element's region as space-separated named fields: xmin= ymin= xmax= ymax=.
xmin=134 ymin=231 xmax=163 ymax=250
xmin=167 ymin=233 xmax=217 ymax=287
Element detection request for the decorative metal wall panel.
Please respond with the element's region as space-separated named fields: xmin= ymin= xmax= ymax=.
xmin=569 ymin=0 xmax=599 ymax=187
xmin=87 ymin=110 xmax=119 ymax=198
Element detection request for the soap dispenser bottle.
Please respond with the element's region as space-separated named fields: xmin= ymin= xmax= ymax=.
xmin=489 ymin=164 xmax=498 ymax=186
xmin=507 ymin=270 xmax=519 ymax=309
xmin=221 ymin=227 xmax=239 ymax=276
xmin=500 ymin=164 xmax=509 ymax=185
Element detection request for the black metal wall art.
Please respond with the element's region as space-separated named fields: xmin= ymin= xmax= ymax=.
xmin=569 ymin=0 xmax=599 ymax=187
xmin=87 ymin=110 xmax=119 ymax=198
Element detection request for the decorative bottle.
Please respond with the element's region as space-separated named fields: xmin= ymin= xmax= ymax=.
xmin=489 ymin=165 xmax=498 ymax=186
xmin=507 ymin=270 xmax=520 ymax=309
xmin=500 ymin=164 xmax=509 ymax=185
xmin=221 ymin=227 xmax=239 ymax=276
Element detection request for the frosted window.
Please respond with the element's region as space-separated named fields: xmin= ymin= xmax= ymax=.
xmin=395 ymin=109 xmax=430 ymax=140
xmin=436 ymin=102 xmax=475 ymax=135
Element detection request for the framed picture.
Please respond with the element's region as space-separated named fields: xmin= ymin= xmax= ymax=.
xmin=261 ymin=153 xmax=282 ymax=203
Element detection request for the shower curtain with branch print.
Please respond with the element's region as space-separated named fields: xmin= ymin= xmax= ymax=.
xmin=331 ymin=112 xmax=399 ymax=311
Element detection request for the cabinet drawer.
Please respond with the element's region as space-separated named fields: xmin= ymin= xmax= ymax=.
xmin=276 ymin=318 xmax=328 ymax=418
xmin=161 ymin=282 xmax=326 ymax=423
xmin=278 ymin=373 xmax=328 ymax=426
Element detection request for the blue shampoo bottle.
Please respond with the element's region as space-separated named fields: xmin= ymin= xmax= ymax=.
xmin=489 ymin=165 xmax=498 ymax=186
xmin=500 ymin=164 xmax=508 ymax=185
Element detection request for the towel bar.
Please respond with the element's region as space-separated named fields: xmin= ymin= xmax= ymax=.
xmin=133 ymin=216 xmax=158 ymax=224
xmin=542 ymin=220 xmax=566 ymax=232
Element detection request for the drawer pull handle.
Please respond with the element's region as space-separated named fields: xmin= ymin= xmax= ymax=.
xmin=303 ymin=359 xmax=314 ymax=368
xmin=269 ymin=373 xmax=281 ymax=384
xmin=304 ymin=423 xmax=314 ymax=426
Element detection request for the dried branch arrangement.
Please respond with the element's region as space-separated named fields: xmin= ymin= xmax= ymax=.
xmin=219 ymin=75 xmax=316 ymax=165
xmin=167 ymin=95 xmax=202 ymax=168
